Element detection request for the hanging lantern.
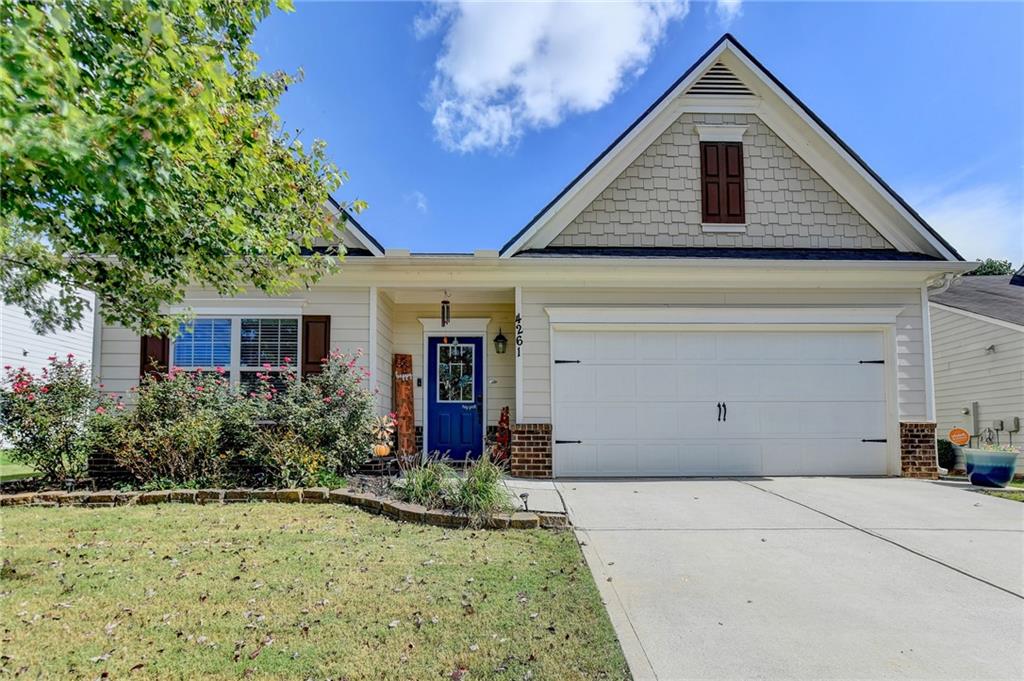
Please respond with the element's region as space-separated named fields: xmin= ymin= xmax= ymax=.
xmin=493 ymin=328 xmax=508 ymax=354
xmin=440 ymin=290 xmax=451 ymax=328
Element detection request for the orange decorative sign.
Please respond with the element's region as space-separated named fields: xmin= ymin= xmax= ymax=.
xmin=948 ymin=428 xmax=970 ymax=446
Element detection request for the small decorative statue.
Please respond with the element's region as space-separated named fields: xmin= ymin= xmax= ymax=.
xmin=492 ymin=406 xmax=511 ymax=465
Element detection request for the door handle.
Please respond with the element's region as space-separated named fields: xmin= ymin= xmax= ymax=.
xmin=717 ymin=402 xmax=722 ymax=422
xmin=722 ymin=402 xmax=727 ymax=422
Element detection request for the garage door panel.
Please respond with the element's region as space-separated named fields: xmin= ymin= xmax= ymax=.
xmin=637 ymin=405 xmax=681 ymax=439
xmin=595 ymin=366 xmax=638 ymax=401
xmin=551 ymin=329 xmax=889 ymax=477
xmin=595 ymin=332 xmax=636 ymax=360
xmin=677 ymin=366 xmax=719 ymax=399
xmin=554 ymin=443 xmax=598 ymax=477
xmin=596 ymin=444 xmax=639 ymax=475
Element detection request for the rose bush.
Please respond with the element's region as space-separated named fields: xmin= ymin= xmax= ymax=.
xmin=0 ymin=355 xmax=97 ymax=483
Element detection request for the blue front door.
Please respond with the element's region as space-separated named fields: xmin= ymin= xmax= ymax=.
xmin=427 ymin=336 xmax=484 ymax=460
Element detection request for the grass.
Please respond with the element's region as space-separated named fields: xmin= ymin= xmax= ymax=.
xmin=0 ymin=450 xmax=35 ymax=483
xmin=985 ymin=478 xmax=1024 ymax=502
xmin=0 ymin=504 xmax=630 ymax=680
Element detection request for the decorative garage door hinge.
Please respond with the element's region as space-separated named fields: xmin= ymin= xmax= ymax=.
xmin=554 ymin=359 xmax=581 ymax=364
xmin=861 ymin=438 xmax=887 ymax=443
xmin=858 ymin=360 xmax=885 ymax=364
xmin=555 ymin=440 xmax=583 ymax=444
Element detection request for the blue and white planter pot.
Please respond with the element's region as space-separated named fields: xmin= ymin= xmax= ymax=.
xmin=963 ymin=449 xmax=1019 ymax=488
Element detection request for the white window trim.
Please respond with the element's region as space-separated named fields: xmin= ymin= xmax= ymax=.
xmin=701 ymin=223 xmax=748 ymax=233
xmin=694 ymin=124 xmax=748 ymax=142
xmin=169 ymin=314 xmax=302 ymax=388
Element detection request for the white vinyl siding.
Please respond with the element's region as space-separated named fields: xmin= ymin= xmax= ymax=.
xmin=930 ymin=305 xmax=1024 ymax=468
xmin=1 ymin=291 xmax=94 ymax=376
xmin=520 ymin=287 xmax=926 ymax=423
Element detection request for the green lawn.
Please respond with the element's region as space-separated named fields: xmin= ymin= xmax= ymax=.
xmin=0 ymin=504 xmax=630 ymax=680
xmin=985 ymin=478 xmax=1024 ymax=502
xmin=0 ymin=450 xmax=35 ymax=483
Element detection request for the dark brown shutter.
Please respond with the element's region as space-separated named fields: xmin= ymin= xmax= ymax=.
xmin=139 ymin=335 xmax=170 ymax=378
xmin=700 ymin=142 xmax=745 ymax=224
xmin=302 ymin=315 xmax=330 ymax=376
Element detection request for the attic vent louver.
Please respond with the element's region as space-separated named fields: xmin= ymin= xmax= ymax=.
xmin=688 ymin=62 xmax=753 ymax=96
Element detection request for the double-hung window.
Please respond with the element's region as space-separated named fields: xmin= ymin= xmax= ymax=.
xmin=172 ymin=317 xmax=299 ymax=391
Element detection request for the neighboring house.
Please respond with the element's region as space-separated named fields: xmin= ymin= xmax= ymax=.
xmin=1 ymin=287 xmax=95 ymax=377
xmin=94 ymin=34 xmax=973 ymax=480
xmin=930 ymin=275 xmax=1024 ymax=471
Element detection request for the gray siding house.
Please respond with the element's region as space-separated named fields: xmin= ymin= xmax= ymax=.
xmin=930 ymin=275 xmax=1024 ymax=470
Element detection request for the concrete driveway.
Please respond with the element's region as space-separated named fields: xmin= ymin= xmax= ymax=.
xmin=558 ymin=477 xmax=1024 ymax=680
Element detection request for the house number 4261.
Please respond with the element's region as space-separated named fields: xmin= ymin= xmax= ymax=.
xmin=514 ymin=313 xmax=524 ymax=357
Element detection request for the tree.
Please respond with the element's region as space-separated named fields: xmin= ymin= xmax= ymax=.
xmin=1 ymin=0 xmax=363 ymax=335
xmin=965 ymin=258 xmax=1015 ymax=276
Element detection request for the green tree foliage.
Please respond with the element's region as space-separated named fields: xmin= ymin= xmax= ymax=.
xmin=966 ymin=258 xmax=1015 ymax=276
xmin=1 ymin=0 xmax=363 ymax=334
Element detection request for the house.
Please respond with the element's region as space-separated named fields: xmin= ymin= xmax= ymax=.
xmin=2 ymin=286 xmax=95 ymax=377
xmin=93 ymin=34 xmax=974 ymax=480
xmin=929 ymin=275 xmax=1024 ymax=471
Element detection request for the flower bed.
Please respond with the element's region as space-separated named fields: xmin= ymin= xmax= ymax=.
xmin=0 ymin=487 xmax=570 ymax=529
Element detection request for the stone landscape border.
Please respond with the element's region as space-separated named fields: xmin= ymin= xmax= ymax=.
xmin=0 ymin=487 xmax=570 ymax=530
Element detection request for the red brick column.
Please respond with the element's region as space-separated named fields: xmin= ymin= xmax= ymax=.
xmin=900 ymin=421 xmax=939 ymax=479
xmin=510 ymin=424 xmax=552 ymax=479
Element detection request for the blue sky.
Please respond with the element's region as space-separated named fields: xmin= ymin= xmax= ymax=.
xmin=254 ymin=1 xmax=1023 ymax=262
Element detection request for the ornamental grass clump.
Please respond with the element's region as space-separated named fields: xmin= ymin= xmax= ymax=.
xmin=0 ymin=355 xmax=96 ymax=483
xmin=400 ymin=461 xmax=457 ymax=508
xmin=453 ymin=454 xmax=512 ymax=525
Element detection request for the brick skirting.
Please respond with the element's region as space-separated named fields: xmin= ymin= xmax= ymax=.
xmin=511 ymin=424 xmax=553 ymax=479
xmin=900 ymin=421 xmax=939 ymax=479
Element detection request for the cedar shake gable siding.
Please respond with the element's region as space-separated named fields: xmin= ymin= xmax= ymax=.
xmin=548 ymin=113 xmax=891 ymax=250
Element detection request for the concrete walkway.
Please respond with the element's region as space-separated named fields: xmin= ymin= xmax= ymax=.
xmin=504 ymin=477 xmax=567 ymax=514
xmin=558 ymin=477 xmax=1024 ymax=681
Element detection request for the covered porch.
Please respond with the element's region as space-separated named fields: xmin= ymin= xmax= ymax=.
xmin=374 ymin=286 xmax=519 ymax=464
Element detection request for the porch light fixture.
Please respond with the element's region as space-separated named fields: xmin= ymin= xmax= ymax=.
xmin=493 ymin=328 xmax=508 ymax=354
xmin=440 ymin=290 xmax=451 ymax=328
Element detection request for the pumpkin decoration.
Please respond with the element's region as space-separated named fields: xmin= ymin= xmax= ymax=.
xmin=371 ymin=414 xmax=397 ymax=458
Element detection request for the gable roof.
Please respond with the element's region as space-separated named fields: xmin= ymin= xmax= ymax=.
xmin=326 ymin=195 xmax=385 ymax=256
xmin=499 ymin=34 xmax=963 ymax=261
xmin=930 ymin=275 xmax=1024 ymax=326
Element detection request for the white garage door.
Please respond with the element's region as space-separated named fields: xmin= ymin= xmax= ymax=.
xmin=552 ymin=329 xmax=889 ymax=477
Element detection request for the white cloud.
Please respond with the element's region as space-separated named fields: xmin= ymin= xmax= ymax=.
xmin=714 ymin=0 xmax=742 ymax=25
xmin=914 ymin=183 xmax=1023 ymax=265
xmin=416 ymin=1 xmax=688 ymax=153
xmin=404 ymin=190 xmax=429 ymax=214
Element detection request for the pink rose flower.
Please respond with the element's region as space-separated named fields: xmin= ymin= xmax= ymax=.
xmin=323 ymin=397 xmax=332 ymax=404
xmin=95 ymin=406 xmax=105 ymax=414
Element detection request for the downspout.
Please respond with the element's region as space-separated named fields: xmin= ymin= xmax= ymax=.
xmin=920 ymin=272 xmax=958 ymax=423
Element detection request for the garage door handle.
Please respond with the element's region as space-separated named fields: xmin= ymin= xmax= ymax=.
xmin=861 ymin=438 xmax=887 ymax=443
xmin=722 ymin=402 xmax=727 ymax=422
xmin=555 ymin=439 xmax=582 ymax=444
xmin=717 ymin=402 xmax=722 ymax=421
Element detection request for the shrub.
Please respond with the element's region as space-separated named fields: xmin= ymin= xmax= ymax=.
xmin=936 ymin=439 xmax=958 ymax=471
xmin=0 ymin=355 xmax=96 ymax=482
xmin=400 ymin=461 xmax=457 ymax=508
xmin=270 ymin=351 xmax=376 ymax=474
xmin=93 ymin=368 xmax=265 ymax=487
xmin=452 ymin=455 xmax=511 ymax=524
xmin=244 ymin=428 xmax=325 ymax=488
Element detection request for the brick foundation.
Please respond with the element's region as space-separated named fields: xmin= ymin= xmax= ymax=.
xmin=900 ymin=421 xmax=939 ymax=479
xmin=510 ymin=423 xmax=552 ymax=479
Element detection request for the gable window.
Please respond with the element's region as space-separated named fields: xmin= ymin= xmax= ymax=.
xmin=700 ymin=141 xmax=745 ymax=225
xmin=171 ymin=316 xmax=299 ymax=392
